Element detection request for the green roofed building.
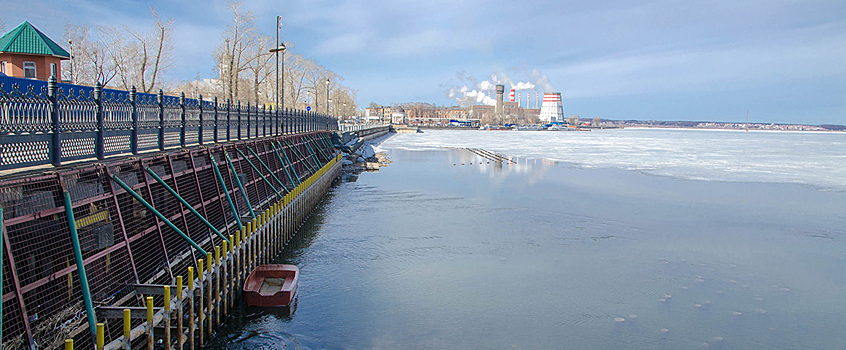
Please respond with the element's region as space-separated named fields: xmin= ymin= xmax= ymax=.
xmin=0 ymin=21 xmax=70 ymax=81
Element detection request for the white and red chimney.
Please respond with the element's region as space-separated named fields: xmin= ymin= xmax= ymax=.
xmin=509 ymin=89 xmax=515 ymax=102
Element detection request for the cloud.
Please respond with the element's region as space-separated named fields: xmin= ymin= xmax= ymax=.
xmin=547 ymin=21 xmax=846 ymax=99
xmin=314 ymin=32 xmax=369 ymax=55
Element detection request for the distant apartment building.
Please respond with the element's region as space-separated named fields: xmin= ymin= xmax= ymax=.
xmin=365 ymin=105 xmax=393 ymax=123
xmin=0 ymin=21 xmax=70 ymax=81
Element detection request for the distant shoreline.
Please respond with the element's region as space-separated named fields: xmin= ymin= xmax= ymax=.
xmin=416 ymin=124 xmax=846 ymax=132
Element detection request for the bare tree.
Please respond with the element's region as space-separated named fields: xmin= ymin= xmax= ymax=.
xmin=0 ymin=19 xmax=5 ymax=33
xmin=216 ymin=1 xmax=258 ymax=102
xmin=283 ymin=52 xmax=315 ymax=109
xmin=120 ymin=8 xmax=174 ymax=92
xmin=208 ymin=1 xmax=359 ymax=112
xmin=567 ymin=115 xmax=580 ymax=125
xmin=63 ymin=9 xmax=172 ymax=90
xmin=63 ymin=24 xmax=117 ymax=86
xmin=244 ymin=35 xmax=273 ymax=104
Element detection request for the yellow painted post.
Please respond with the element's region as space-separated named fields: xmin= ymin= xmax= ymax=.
xmin=97 ymin=322 xmax=104 ymax=350
xmin=257 ymin=213 xmax=263 ymax=264
xmin=214 ymin=246 xmax=220 ymax=326
xmin=250 ymin=220 xmax=257 ymax=268
xmin=123 ymin=308 xmax=131 ymax=350
xmin=187 ymin=267 xmax=195 ymax=350
xmin=234 ymin=232 xmax=241 ymax=304
xmin=206 ymin=252 xmax=213 ymax=337
xmin=177 ymin=276 xmax=184 ymax=350
xmin=197 ymin=260 xmax=204 ymax=348
xmin=273 ymin=203 xmax=279 ymax=255
xmin=264 ymin=208 xmax=270 ymax=261
xmin=222 ymin=241 xmax=229 ymax=315
xmin=234 ymin=230 xmax=241 ymax=282
xmin=262 ymin=210 xmax=268 ymax=263
xmin=65 ymin=339 xmax=73 ymax=350
xmin=245 ymin=223 xmax=252 ymax=270
xmin=146 ymin=296 xmax=154 ymax=350
xmin=235 ymin=231 xmax=242 ymax=293
xmin=164 ymin=285 xmax=171 ymax=350
xmin=229 ymin=234 xmax=235 ymax=308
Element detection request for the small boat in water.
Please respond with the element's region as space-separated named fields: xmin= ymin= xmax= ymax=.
xmin=479 ymin=124 xmax=511 ymax=131
xmin=513 ymin=124 xmax=544 ymax=131
xmin=244 ymin=264 xmax=299 ymax=307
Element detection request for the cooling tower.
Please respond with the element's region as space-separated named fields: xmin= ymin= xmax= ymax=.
xmin=539 ymin=92 xmax=564 ymax=123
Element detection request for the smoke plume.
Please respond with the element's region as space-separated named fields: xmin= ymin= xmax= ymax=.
xmin=444 ymin=68 xmax=554 ymax=106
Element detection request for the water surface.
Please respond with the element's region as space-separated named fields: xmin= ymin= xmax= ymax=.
xmin=212 ymin=129 xmax=846 ymax=349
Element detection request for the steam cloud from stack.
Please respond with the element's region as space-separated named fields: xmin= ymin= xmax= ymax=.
xmin=445 ymin=70 xmax=555 ymax=107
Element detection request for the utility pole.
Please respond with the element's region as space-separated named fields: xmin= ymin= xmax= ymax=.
xmin=325 ymin=78 xmax=330 ymax=115
xmin=270 ymin=16 xmax=286 ymax=135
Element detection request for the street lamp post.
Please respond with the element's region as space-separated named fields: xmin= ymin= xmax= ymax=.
xmin=68 ymin=40 xmax=74 ymax=83
xmin=269 ymin=16 xmax=286 ymax=135
xmin=325 ymin=78 xmax=330 ymax=115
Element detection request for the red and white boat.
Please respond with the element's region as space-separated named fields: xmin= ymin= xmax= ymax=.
xmin=243 ymin=264 xmax=299 ymax=307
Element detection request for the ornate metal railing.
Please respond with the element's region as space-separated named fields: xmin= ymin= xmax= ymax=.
xmin=0 ymin=76 xmax=338 ymax=171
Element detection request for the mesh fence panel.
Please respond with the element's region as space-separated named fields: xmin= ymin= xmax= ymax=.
xmin=1 ymin=131 xmax=336 ymax=348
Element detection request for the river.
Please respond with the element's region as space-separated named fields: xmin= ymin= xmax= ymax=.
xmin=211 ymin=128 xmax=846 ymax=349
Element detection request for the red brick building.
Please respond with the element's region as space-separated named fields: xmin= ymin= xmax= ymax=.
xmin=0 ymin=21 xmax=70 ymax=81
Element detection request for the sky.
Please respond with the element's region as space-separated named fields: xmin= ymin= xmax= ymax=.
xmin=2 ymin=0 xmax=845 ymax=124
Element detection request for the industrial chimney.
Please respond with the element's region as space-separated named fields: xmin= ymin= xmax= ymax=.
xmin=509 ymin=89 xmax=515 ymax=102
xmin=495 ymin=85 xmax=505 ymax=117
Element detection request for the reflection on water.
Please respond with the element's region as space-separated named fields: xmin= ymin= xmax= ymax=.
xmin=212 ymin=145 xmax=846 ymax=350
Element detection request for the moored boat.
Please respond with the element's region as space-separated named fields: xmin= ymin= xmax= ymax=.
xmin=513 ymin=124 xmax=544 ymax=131
xmin=244 ymin=264 xmax=299 ymax=307
xmin=479 ymin=124 xmax=512 ymax=131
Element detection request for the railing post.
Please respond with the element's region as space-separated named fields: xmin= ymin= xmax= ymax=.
xmin=262 ymin=105 xmax=267 ymax=137
xmin=130 ymin=86 xmax=138 ymax=154
xmin=246 ymin=101 xmax=251 ymax=139
xmin=158 ymin=89 xmax=165 ymax=151
xmin=237 ymin=100 xmax=242 ymax=140
xmin=199 ymin=93 xmax=204 ymax=145
xmin=49 ymin=75 xmax=61 ymax=166
xmin=283 ymin=108 xmax=288 ymax=135
xmin=213 ymin=97 xmax=219 ymax=143
xmin=95 ymin=82 xmax=105 ymax=160
xmin=226 ymin=99 xmax=231 ymax=142
xmin=180 ymin=92 xmax=186 ymax=147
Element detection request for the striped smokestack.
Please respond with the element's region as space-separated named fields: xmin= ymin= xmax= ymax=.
xmin=509 ymin=89 xmax=515 ymax=102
